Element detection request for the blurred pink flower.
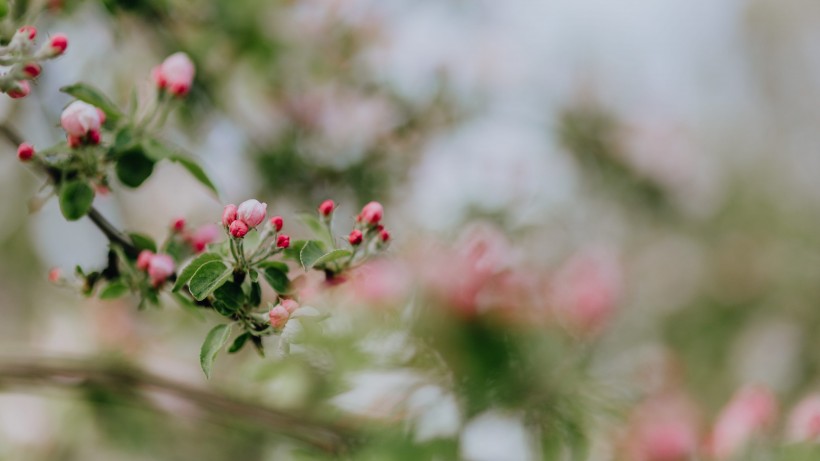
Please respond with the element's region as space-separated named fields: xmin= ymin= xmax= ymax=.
xmin=348 ymin=259 xmax=410 ymax=306
xmin=623 ymin=394 xmax=700 ymax=461
xmin=786 ymin=394 xmax=820 ymax=443
xmin=708 ymin=385 xmax=777 ymax=459
xmin=187 ymin=223 xmax=220 ymax=253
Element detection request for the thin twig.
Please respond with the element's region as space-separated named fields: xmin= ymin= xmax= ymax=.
xmin=0 ymin=356 xmax=356 ymax=454
xmin=87 ymin=207 xmax=140 ymax=258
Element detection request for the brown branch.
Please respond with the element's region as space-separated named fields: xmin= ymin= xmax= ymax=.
xmin=0 ymin=357 xmax=356 ymax=454
xmin=87 ymin=207 xmax=140 ymax=258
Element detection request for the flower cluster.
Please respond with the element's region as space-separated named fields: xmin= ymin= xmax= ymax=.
xmin=136 ymin=251 xmax=175 ymax=287
xmin=0 ymin=26 xmax=67 ymax=99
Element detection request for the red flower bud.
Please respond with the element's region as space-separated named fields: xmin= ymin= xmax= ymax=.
xmin=22 ymin=63 xmax=41 ymax=78
xmin=379 ymin=229 xmax=390 ymax=243
xmin=153 ymin=52 xmax=195 ymax=97
xmin=17 ymin=143 xmax=34 ymax=161
xmin=358 ymin=201 xmax=384 ymax=225
xmin=269 ymin=305 xmax=289 ymax=329
xmin=277 ymin=234 xmax=290 ymax=248
xmin=48 ymin=267 xmax=61 ymax=283
xmin=136 ymin=250 xmax=154 ymax=271
xmin=270 ymin=215 xmax=284 ymax=232
xmin=172 ymin=218 xmax=185 ymax=232
xmin=348 ymin=229 xmax=363 ymax=246
xmin=48 ymin=34 xmax=68 ymax=56
xmin=222 ymin=204 xmax=238 ymax=227
xmin=237 ymin=199 xmax=267 ymax=228
xmin=18 ymin=26 xmax=36 ymax=41
xmin=7 ymin=81 xmax=30 ymax=99
xmin=229 ymin=220 xmax=249 ymax=238
xmin=148 ymin=253 xmax=175 ymax=287
xmin=318 ymin=199 xmax=335 ymax=216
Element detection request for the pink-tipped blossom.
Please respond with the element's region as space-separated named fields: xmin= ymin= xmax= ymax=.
xmin=7 ymin=81 xmax=30 ymax=99
xmin=60 ymin=101 xmax=103 ymax=143
xmin=786 ymin=394 xmax=820 ymax=443
xmin=709 ymin=385 xmax=777 ymax=460
xmin=222 ymin=204 xmax=238 ymax=227
xmin=18 ymin=26 xmax=37 ymax=41
xmin=622 ymin=394 xmax=700 ymax=461
xmin=379 ymin=229 xmax=390 ymax=243
xmin=318 ymin=199 xmax=335 ymax=216
xmin=153 ymin=52 xmax=195 ymax=96
xmin=136 ymin=250 xmax=154 ymax=271
xmin=46 ymin=34 xmax=68 ymax=56
xmin=270 ymin=215 xmax=284 ymax=232
xmin=172 ymin=218 xmax=185 ymax=233
xmin=357 ymin=201 xmax=383 ymax=225
xmin=277 ymin=234 xmax=290 ymax=248
xmin=48 ymin=268 xmax=61 ymax=283
xmin=349 ymin=229 xmax=363 ymax=246
xmin=188 ymin=224 xmax=220 ymax=253
xmin=147 ymin=254 xmax=175 ymax=287
xmin=269 ymin=305 xmax=289 ymax=329
xmin=237 ymin=199 xmax=267 ymax=228
xmin=229 ymin=220 xmax=249 ymax=238
xmin=280 ymin=299 xmax=299 ymax=314
xmin=17 ymin=143 xmax=34 ymax=161
xmin=22 ymin=63 xmax=41 ymax=78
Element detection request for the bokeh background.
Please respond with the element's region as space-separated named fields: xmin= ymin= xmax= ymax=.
xmin=3 ymin=0 xmax=820 ymax=460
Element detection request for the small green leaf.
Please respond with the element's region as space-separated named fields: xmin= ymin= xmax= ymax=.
xmin=228 ymin=332 xmax=251 ymax=354
xmin=141 ymin=138 xmax=175 ymax=160
xmin=172 ymin=253 xmax=223 ymax=292
xmin=263 ymin=267 xmax=290 ymax=294
xmin=188 ymin=260 xmax=232 ymax=301
xmin=59 ymin=181 xmax=95 ymax=221
xmin=60 ymin=83 xmax=123 ymax=124
xmin=257 ymin=261 xmax=289 ymax=273
xmin=213 ymin=281 xmax=244 ymax=311
xmin=249 ymin=281 xmax=262 ymax=306
xmin=299 ymin=240 xmax=328 ymax=270
xmin=200 ymin=324 xmax=232 ymax=379
xmin=297 ymin=213 xmax=333 ymax=246
xmin=311 ymin=249 xmax=352 ymax=269
xmin=170 ymin=155 xmax=218 ymax=194
xmin=116 ymin=147 xmax=155 ymax=188
xmin=282 ymin=240 xmax=308 ymax=260
xmin=99 ymin=281 xmax=129 ymax=299
xmin=128 ymin=233 xmax=157 ymax=253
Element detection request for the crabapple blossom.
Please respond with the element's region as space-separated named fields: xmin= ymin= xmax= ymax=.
xmin=153 ymin=52 xmax=195 ymax=96
xmin=45 ymin=34 xmax=68 ymax=56
xmin=229 ymin=220 xmax=249 ymax=238
xmin=60 ymin=101 xmax=103 ymax=145
xmin=237 ymin=199 xmax=267 ymax=228
xmin=709 ymin=385 xmax=777 ymax=460
xmin=147 ymin=254 xmax=175 ymax=287
xmin=349 ymin=229 xmax=363 ymax=246
xmin=280 ymin=299 xmax=299 ymax=314
xmin=786 ymin=394 xmax=820 ymax=443
xmin=17 ymin=143 xmax=34 ymax=161
xmin=277 ymin=234 xmax=290 ymax=248
xmin=318 ymin=199 xmax=335 ymax=216
xmin=222 ymin=204 xmax=238 ymax=227
xmin=22 ymin=63 xmax=41 ymax=78
xmin=269 ymin=305 xmax=289 ymax=329
xmin=358 ymin=201 xmax=383 ymax=225
xmin=136 ymin=250 xmax=153 ymax=271
xmin=270 ymin=215 xmax=284 ymax=232
xmin=7 ymin=81 xmax=30 ymax=99
xmin=188 ymin=224 xmax=220 ymax=253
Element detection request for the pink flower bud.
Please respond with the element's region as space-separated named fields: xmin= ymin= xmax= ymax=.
xmin=709 ymin=385 xmax=777 ymax=460
xmin=17 ymin=143 xmax=34 ymax=161
xmin=358 ymin=201 xmax=384 ymax=225
xmin=22 ymin=63 xmax=41 ymax=78
xmin=153 ymin=52 xmax=195 ymax=97
xmin=136 ymin=250 xmax=154 ymax=271
xmin=349 ymin=229 xmax=363 ymax=246
xmin=237 ymin=199 xmax=267 ymax=228
xmin=148 ymin=253 xmax=175 ymax=287
xmin=47 ymin=34 xmax=68 ymax=56
xmin=48 ymin=267 xmax=61 ymax=283
xmin=280 ymin=299 xmax=299 ymax=314
xmin=269 ymin=305 xmax=290 ymax=329
xmin=87 ymin=129 xmax=101 ymax=145
xmin=277 ymin=234 xmax=290 ymax=248
xmin=270 ymin=215 xmax=284 ymax=232
xmin=172 ymin=218 xmax=185 ymax=232
xmin=67 ymin=135 xmax=82 ymax=148
xmin=229 ymin=220 xmax=249 ymax=238
xmin=318 ymin=199 xmax=335 ymax=216
xmin=60 ymin=101 xmax=103 ymax=138
xmin=379 ymin=229 xmax=390 ymax=243
xmin=786 ymin=394 xmax=820 ymax=443
xmin=222 ymin=204 xmax=238 ymax=227
xmin=18 ymin=26 xmax=36 ymax=41
xmin=7 ymin=81 xmax=30 ymax=99
xmin=189 ymin=224 xmax=220 ymax=253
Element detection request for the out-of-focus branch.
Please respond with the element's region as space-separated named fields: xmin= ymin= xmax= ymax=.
xmin=87 ymin=207 xmax=140 ymax=258
xmin=0 ymin=357 xmax=355 ymax=454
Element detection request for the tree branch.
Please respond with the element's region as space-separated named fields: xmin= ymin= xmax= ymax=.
xmin=87 ymin=207 xmax=140 ymax=258
xmin=0 ymin=356 xmax=356 ymax=454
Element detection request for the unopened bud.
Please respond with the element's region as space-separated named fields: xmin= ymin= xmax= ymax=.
xmin=237 ymin=199 xmax=267 ymax=228
xmin=7 ymin=81 xmax=30 ymax=99
xmin=17 ymin=143 xmax=34 ymax=161
xmin=379 ymin=229 xmax=390 ymax=243
xmin=153 ymin=52 xmax=195 ymax=97
xmin=358 ymin=201 xmax=384 ymax=225
xmin=172 ymin=218 xmax=185 ymax=233
xmin=222 ymin=204 xmax=238 ymax=227
xmin=318 ymin=199 xmax=335 ymax=217
xmin=277 ymin=234 xmax=290 ymax=248
xmin=48 ymin=267 xmax=61 ymax=283
xmin=47 ymin=34 xmax=68 ymax=56
xmin=280 ymin=299 xmax=299 ymax=314
xmin=17 ymin=26 xmax=36 ymax=41
xmin=348 ymin=229 xmax=363 ymax=246
xmin=148 ymin=253 xmax=175 ymax=287
xmin=269 ymin=305 xmax=289 ymax=329
xmin=136 ymin=250 xmax=154 ymax=271
xmin=270 ymin=215 xmax=283 ymax=232
xmin=229 ymin=220 xmax=249 ymax=238
xmin=22 ymin=62 xmax=41 ymax=78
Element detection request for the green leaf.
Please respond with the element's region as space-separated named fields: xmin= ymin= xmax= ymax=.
xmin=299 ymin=240 xmax=328 ymax=270
xmin=188 ymin=260 xmax=232 ymax=301
xmin=311 ymin=249 xmax=352 ymax=269
xmin=172 ymin=253 xmax=223 ymax=292
xmin=116 ymin=147 xmax=155 ymax=188
xmin=228 ymin=332 xmax=251 ymax=354
xmin=282 ymin=240 xmax=308 ymax=260
xmin=170 ymin=155 xmax=218 ymax=194
xmin=297 ymin=213 xmax=333 ymax=247
xmin=249 ymin=281 xmax=262 ymax=306
xmin=257 ymin=261 xmax=289 ymax=273
xmin=200 ymin=324 xmax=232 ymax=379
xmin=213 ymin=281 xmax=244 ymax=311
xmin=60 ymin=83 xmax=123 ymax=124
xmin=128 ymin=233 xmax=157 ymax=253
xmin=59 ymin=181 xmax=95 ymax=221
xmin=141 ymin=138 xmax=175 ymax=160
xmin=263 ymin=266 xmax=290 ymax=294
xmin=99 ymin=281 xmax=129 ymax=300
